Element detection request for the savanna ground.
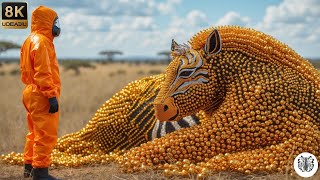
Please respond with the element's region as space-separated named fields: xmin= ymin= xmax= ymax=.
xmin=0 ymin=61 xmax=319 ymax=180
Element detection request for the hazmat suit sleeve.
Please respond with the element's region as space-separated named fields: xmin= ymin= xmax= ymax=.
xmin=32 ymin=41 xmax=58 ymax=98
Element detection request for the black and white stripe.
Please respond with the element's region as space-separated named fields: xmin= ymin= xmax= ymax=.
xmin=149 ymin=115 xmax=200 ymax=140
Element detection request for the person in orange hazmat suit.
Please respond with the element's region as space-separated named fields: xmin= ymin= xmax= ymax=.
xmin=20 ymin=6 xmax=61 ymax=180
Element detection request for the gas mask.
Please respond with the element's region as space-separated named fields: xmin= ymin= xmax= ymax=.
xmin=52 ymin=17 xmax=61 ymax=37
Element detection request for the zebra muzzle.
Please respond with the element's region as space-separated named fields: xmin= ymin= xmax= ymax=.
xmin=154 ymin=97 xmax=179 ymax=122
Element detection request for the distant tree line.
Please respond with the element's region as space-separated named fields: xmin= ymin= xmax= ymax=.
xmin=0 ymin=41 xmax=20 ymax=67
xmin=0 ymin=41 xmax=20 ymax=54
xmin=99 ymin=50 xmax=172 ymax=64
xmin=0 ymin=40 xmax=173 ymax=64
xmin=99 ymin=50 xmax=123 ymax=62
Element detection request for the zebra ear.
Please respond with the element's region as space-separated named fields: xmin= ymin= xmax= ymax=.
xmin=204 ymin=29 xmax=222 ymax=56
xmin=171 ymin=39 xmax=179 ymax=51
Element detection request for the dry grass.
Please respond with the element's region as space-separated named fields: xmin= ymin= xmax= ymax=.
xmin=1 ymin=162 xmax=319 ymax=180
xmin=0 ymin=62 xmax=319 ymax=180
xmin=0 ymin=62 xmax=166 ymax=153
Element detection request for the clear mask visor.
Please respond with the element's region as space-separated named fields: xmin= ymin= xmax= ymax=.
xmin=54 ymin=17 xmax=60 ymax=29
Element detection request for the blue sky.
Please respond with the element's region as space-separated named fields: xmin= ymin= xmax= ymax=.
xmin=0 ymin=0 xmax=319 ymax=58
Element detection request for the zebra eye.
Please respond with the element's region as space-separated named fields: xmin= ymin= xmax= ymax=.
xmin=179 ymin=70 xmax=193 ymax=77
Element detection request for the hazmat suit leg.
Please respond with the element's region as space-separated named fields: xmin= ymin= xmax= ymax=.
xmin=22 ymin=85 xmax=59 ymax=168
xmin=23 ymin=112 xmax=35 ymax=165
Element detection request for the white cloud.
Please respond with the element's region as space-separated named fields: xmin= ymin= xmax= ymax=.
xmin=262 ymin=0 xmax=320 ymax=26
xmin=141 ymin=10 xmax=210 ymax=53
xmin=158 ymin=0 xmax=182 ymax=15
xmin=29 ymin=0 xmax=180 ymax=16
xmin=254 ymin=0 xmax=320 ymax=57
xmin=110 ymin=17 xmax=157 ymax=31
xmin=1 ymin=0 xmax=319 ymax=58
xmin=94 ymin=0 xmax=156 ymax=16
xmin=216 ymin=11 xmax=250 ymax=26
xmin=186 ymin=10 xmax=209 ymax=27
xmin=213 ymin=0 xmax=320 ymax=57
xmin=62 ymin=12 xmax=112 ymax=32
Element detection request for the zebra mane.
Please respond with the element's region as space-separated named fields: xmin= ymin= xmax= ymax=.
xmin=173 ymin=43 xmax=191 ymax=56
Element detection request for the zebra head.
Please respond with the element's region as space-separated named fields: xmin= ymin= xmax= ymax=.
xmin=154 ymin=29 xmax=222 ymax=122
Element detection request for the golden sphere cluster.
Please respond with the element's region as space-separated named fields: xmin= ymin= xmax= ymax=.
xmin=118 ymin=26 xmax=320 ymax=176
xmin=1 ymin=26 xmax=319 ymax=178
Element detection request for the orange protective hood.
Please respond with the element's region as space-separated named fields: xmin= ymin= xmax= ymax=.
xmin=31 ymin=6 xmax=57 ymax=41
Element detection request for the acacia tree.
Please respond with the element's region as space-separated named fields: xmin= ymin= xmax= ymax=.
xmin=0 ymin=41 xmax=20 ymax=55
xmin=0 ymin=41 xmax=20 ymax=67
xmin=157 ymin=50 xmax=171 ymax=64
xmin=99 ymin=50 xmax=123 ymax=62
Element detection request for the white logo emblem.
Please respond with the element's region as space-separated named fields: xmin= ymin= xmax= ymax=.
xmin=294 ymin=152 xmax=318 ymax=178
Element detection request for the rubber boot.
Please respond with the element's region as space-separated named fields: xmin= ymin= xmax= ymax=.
xmin=24 ymin=164 xmax=33 ymax=178
xmin=32 ymin=168 xmax=61 ymax=180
